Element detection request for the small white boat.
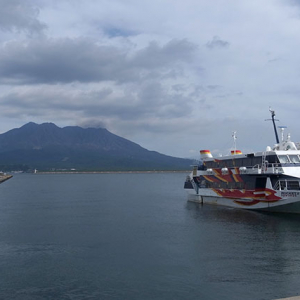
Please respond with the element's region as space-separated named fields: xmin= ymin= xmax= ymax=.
xmin=184 ymin=109 xmax=300 ymax=213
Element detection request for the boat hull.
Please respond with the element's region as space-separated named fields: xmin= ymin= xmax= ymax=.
xmin=187 ymin=191 xmax=300 ymax=213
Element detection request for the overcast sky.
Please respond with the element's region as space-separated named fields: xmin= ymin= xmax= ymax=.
xmin=1 ymin=0 xmax=300 ymax=158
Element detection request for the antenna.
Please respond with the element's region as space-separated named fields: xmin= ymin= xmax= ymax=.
xmin=232 ymin=131 xmax=237 ymax=152
xmin=265 ymin=107 xmax=279 ymax=144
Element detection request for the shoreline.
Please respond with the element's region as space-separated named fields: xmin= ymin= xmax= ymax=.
xmin=33 ymin=170 xmax=190 ymax=174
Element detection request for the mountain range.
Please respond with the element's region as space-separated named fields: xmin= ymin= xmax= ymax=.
xmin=0 ymin=122 xmax=192 ymax=172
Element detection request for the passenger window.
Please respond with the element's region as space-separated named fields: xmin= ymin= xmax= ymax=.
xmin=278 ymin=155 xmax=290 ymax=164
xmin=288 ymin=155 xmax=300 ymax=163
xmin=287 ymin=181 xmax=300 ymax=190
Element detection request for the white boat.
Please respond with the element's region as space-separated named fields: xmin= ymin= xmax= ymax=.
xmin=184 ymin=109 xmax=300 ymax=213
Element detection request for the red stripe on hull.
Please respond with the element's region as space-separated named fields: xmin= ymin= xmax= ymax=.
xmin=212 ymin=188 xmax=281 ymax=206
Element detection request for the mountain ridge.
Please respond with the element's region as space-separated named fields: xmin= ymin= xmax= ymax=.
xmin=0 ymin=122 xmax=192 ymax=171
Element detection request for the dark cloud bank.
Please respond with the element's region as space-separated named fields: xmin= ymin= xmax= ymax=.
xmin=0 ymin=38 xmax=197 ymax=84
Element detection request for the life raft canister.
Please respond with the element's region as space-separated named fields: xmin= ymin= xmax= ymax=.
xmin=231 ymin=150 xmax=242 ymax=155
xmin=200 ymin=150 xmax=213 ymax=159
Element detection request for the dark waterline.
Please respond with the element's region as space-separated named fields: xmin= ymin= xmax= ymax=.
xmin=0 ymin=173 xmax=300 ymax=299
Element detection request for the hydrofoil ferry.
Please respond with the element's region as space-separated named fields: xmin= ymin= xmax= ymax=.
xmin=184 ymin=110 xmax=300 ymax=213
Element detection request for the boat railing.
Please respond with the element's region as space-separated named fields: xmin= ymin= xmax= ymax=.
xmin=267 ymin=163 xmax=283 ymax=174
xmin=249 ymin=164 xmax=262 ymax=174
xmin=273 ymin=179 xmax=300 ymax=191
xmin=250 ymin=163 xmax=283 ymax=174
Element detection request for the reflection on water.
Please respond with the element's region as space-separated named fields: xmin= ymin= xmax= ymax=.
xmin=185 ymin=202 xmax=300 ymax=300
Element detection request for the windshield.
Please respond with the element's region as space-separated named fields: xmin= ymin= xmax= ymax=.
xmin=278 ymin=155 xmax=290 ymax=164
xmin=289 ymin=155 xmax=300 ymax=163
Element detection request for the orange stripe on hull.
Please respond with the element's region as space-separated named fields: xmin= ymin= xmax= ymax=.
xmin=213 ymin=169 xmax=234 ymax=183
xmin=232 ymin=174 xmax=243 ymax=183
xmin=203 ymin=175 xmax=219 ymax=182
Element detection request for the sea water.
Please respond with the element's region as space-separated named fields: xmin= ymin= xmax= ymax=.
xmin=0 ymin=172 xmax=300 ymax=300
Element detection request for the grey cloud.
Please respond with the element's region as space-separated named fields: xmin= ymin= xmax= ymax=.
xmin=133 ymin=39 xmax=197 ymax=69
xmin=1 ymin=87 xmax=114 ymax=112
xmin=206 ymin=36 xmax=230 ymax=49
xmin=286 ymin=0 xmax=300 ymax=7
xmin=172 ymin=84 xmax=187 ymax=92
xmin=0 ymin=0 xmax=46 ymax=35
xmin=103 ymin=26 xmax=137 ymax=38
xmin=188 ymin=85 xmax=222 ymax=99
xmin=0 ymin=38 xmax=127 ymax=84
xmin=77 ymin=119 xmax=107 ymax=129
xmin=136 ymin=82 xmax=192 ymax=118
xmin=267 ymin=57 xmax=284 ymax=63
xmin=207 ymin=85 xmax=221 ymax=90
xmin=0 ymin=79 xmax=193 ymax=128
xmin=0 ymin=38 xmax=198 ymax=85
xmin=81 ymin=82 xmax=192 ymax=120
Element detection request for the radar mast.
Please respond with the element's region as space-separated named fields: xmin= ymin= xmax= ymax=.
xmin=266 ymin=108 xmax=279 ymax=144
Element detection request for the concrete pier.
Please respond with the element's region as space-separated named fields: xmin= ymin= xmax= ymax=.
xmin=0 ymin=174 xmax=12 ymax=184
xmin=275 ymin=297 xmax=300 ymax=300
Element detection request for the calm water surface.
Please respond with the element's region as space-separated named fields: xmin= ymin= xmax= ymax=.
xmin=0 ymin=173 xmax=300 ymax=299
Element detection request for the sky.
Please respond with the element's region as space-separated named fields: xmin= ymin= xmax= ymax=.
xmin=1 ymin=0 xmax=300 ymax=158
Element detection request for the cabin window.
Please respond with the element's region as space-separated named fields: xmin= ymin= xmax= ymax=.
xmin=204 ymin=161 xmax=213 ymax=168
xmin=242 ymin=158 xmax=250 ymax=167
xmin=266 ymin=155 xmax=278 ymax=164
xmin=288 ymin=155 xmax=300 ymax=164
xmin=235 ymin=158 xmax=249 ymax=167
xmin=219 ymin=160 xmax=226 ymax=168
xmin=278 ymin=155 xmax=290 ymax=164
xmin=203 ymin=161 xmax=212 ymax=168
xmin=287 ymin=181 xmax=300 ymax=190
xmin=275 ymin=180 xmax=300 ymax=190
xmin=252 ymin=157 xmax=262 ymax=166
xmin=234 ymin=159 xmax=241 ymax=167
